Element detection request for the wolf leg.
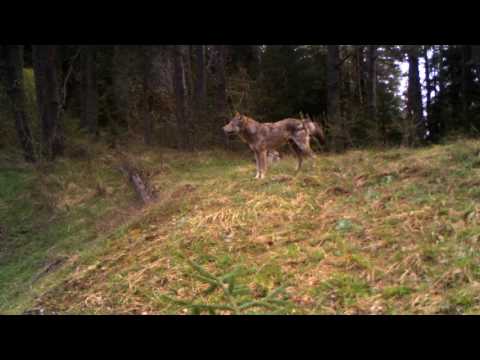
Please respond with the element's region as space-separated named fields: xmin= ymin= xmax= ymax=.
xmin=254 ymin=151 xmax=260 ymax=179
xmin=258 ymin=150 xmax=267 ymax=179
xmin=292 ymin=143 xmax=303 ymax=172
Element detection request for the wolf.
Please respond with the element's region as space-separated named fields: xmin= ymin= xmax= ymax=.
xmin=223 ymin=113 xmax=313 ymax=179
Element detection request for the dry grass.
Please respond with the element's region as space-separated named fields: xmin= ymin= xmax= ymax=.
xmin=4 ymin=138 xmax=480 ymax=314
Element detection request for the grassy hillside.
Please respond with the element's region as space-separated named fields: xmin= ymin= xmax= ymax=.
xmin=2 ymin=138 xmax=480 ymax=314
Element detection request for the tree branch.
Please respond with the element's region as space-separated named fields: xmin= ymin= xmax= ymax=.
xmin=337 ymin=53 xmax=353 ymax=68
xmin=59 ymin=47 xmax=82 ymax=113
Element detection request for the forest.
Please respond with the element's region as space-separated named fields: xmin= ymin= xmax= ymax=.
xmin=2 ymin=45 xmax=480 ymax=315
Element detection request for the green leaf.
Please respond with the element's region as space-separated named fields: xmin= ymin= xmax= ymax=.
xmin=191 ymin=273 xmax=220 ymax=286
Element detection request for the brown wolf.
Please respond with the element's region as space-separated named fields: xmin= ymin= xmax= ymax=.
xmin=223 ymin=113 xmax=313 ymax=179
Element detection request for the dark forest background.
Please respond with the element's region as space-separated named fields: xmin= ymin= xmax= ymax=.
xmin=2 ymin=45 xmax=480 ymax=162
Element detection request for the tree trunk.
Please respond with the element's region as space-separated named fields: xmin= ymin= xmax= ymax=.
xmin=432 ymin=48 xmax=437 ymax=99
xmin=194 ymin=45 xmax=207 ymax=119
xmin=423 ymin=46 xmax=431 ymax=116
xmin=184 ymin=46 xmax=194 ymax=104
xmin=438 ymin=45 xmax=445 ymax=96
xmin=406 ymin=46 xmax=423 ymax=145
xmin=327 ymin=46 xmax=340 ymax=123
xmin=173 ymin=45 xmax=189 ymax=150
xmin=247 ymin=45 xmax=262 ymax=78
xmin=142 ymin=46 xmax=154 ymax=145
xmin=461 ymin=45 xmax=472 ymax=129
xmin=0 ymin=46 xmax=5 ymax=83
xmin=32 ymin=45 xmax=64 ymax=160
xmin=355 ymin=46 xmax=365 ymax=106
xmin=2 ymin=45 xmax=36 ymax=162
xmin=214 ymin=45 xmax=229 ymax=146
xmin=327 ymin=45 xmax=342 ymax=150
xmin=113 ymin=45 xmax=129 ymax=127
xmin=366 ymin=45 xmax=377 ymax=121
xmin=80 ymin=46 xmax=98 ymax=134
xmin=435 ymin=45 xmax=446 ymax=138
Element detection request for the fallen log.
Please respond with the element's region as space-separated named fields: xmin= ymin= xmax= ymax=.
xmin=117 ymin=152 xmax=155 ymax=205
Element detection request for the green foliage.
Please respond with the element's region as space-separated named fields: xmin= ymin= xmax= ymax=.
xmin=254 ymin=45 xmax=328 ymax=120
xmin=250 ymin=45 xmax=404 ymax=148
xmin=160 ymin=257 xmax=291 ymax=315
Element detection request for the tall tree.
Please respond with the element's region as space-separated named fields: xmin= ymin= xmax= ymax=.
xmin=173 ymin=45 xmax=190 ymax=150
xmin=142 ymin=46 xmax=154 ymax=145
xmin=32 ymin=45 xmax=64 ymax=160
xmin=194 ymin=45 xmax=207 ymax=119
xmin=213 ymin=45 xmax=229 ymax=146
xmin=2 ymin=45 xmax=35 ymax=162
xmin=406 ymin=46 xmax=423 ymax=145
xmin=354 ymin=46 xmax=365 ymax=106
xmin=80 ymin=46 xmax=98 ymax=134
xmin=472 ymin=45 xmax=480 ymax=77
xmin=366 ymin=45 xmax=377 ymax=121
xmin=461 ymin=45 xmax=472 ymax=128
xmin=327 ymin=45 xmax=340 ymax=122
xmin=327 ymin=45 xmax=349 ymax=151
xmin=423 ymin=46 xmax=432 ymax=116
xmin=428 ymin=45 xmax=447 ymax=141
xmin=214 ymin=45 xmax=228 ymax=119
xmin=184 ymin=46 xmax=194 ymax=109
xmin=113 ymin=46 xmax=129 ymax=127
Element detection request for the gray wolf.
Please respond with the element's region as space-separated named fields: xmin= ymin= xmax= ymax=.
xmin=223 ymin=113 xmax=313 ymax=179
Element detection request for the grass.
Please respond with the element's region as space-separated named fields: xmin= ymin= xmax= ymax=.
xmin=2 ymin=137 xmax=480 ymax=314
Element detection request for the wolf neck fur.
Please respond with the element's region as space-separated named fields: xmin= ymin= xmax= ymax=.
xmin=239 ymin=117 xmax=260 ymax=143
